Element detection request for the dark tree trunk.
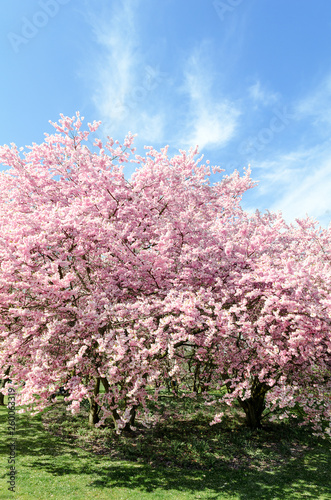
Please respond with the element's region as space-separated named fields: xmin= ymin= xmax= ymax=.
xmin=88 ymin=377 xmax=100 ymax=426
xmin=100 ymin=377 xmax=137 ymax=431
xmin=111 ymin=404 xmax=137 ymax=431
xmin=0 ymin=392 xmax=4 ymax=406
xmin=123 ymin=406 xmax=137 ymax=432
xmin=88 ymin=399 xmax=100 ymax=426
xmin=238 ymin=381 xmax=268 ymax=429
xmin=101 ymin=377 xmax=121 ymax=429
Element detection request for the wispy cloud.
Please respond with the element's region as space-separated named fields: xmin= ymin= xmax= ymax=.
xmin=274 ymin=160 xmax=331 ymax=226
xmin=89 ymin=0 xmax=137 ymax=109
xmin=296 ymin=74 xmax=331 ymax=127
xmin=248 ymin=81 xmax=279 ymax=107
xmin=246 ymin=142 xmax=331 ymax=227
xmin=85 ymin=3 xmax=242 ymax=152
xmin=239 ymin=74 xmax=331 ymax=227
xmin=177 ymin=43 xmax=240 ymax=150
xmin=86 ymin=0 xmax=166 ymax=144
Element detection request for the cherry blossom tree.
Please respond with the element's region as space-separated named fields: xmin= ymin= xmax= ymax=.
xmin=0 ymin=113 xmax=330 ymax=435
xmin=200 ymin=211 xmax=331 ymax=433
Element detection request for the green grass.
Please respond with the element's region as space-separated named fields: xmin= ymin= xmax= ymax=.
xmin=0 ymin=395 xmax=330 ymax=499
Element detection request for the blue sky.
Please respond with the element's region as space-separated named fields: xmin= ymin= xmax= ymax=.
xmin=1 ymin=0 xmax=331 ymax=226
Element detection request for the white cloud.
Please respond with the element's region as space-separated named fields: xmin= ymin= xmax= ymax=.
xmin=180 ymin=98 xmax=240 ymax=151
xmin=85 ymin=6 xmax=240 ymax=152
xmin=177 ymin=44 xmax=240 ymax=150
xmin=89 ymin=0 xmax=137 ymax=109
xmin=248 ymin=81 xmax=279 ymax=106
xmin=270 ymin=158 xmax=331 ymax=226
xmin=239 ymin=74 xmax=331 ymax=227
xmin=247 ymin=143 xmax=331 ymax=227
xmin=86 ymin=0 xmax=166 ymax=144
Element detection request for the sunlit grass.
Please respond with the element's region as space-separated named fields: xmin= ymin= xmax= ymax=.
xmin=0 ymin=394 xmax=330 ymax=499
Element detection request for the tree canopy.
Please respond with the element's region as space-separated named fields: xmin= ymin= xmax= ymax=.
xmin=0 ymin=113 xmax=330 ymax=435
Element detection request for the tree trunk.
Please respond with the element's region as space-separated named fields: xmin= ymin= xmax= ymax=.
xmin=238 ymin=381 xmax=267 ymax=429
xmin=110 ymin=404 xmax=137 ymax=431
xmin=0 ymin=367 xmax=11 ymax=406
xmin=123 ymin=406 xmax=137 ymax=432
xmin=88 ymin=377 xmax=100 ymax=426
xmin=100 ymin=377 xmax=137 ymax=431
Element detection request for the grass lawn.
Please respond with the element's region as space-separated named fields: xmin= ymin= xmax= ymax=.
xmin=0 ymin=394 xmax=330 ymax=499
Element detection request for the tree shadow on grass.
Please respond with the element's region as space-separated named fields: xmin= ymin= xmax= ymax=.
xmin=0 ymin=407 xmax=88 ymax=477
xmin=25 ymin=455 xmax=331 ymax=500
xmin=1 ymin=409 xmax=330 ymax=499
